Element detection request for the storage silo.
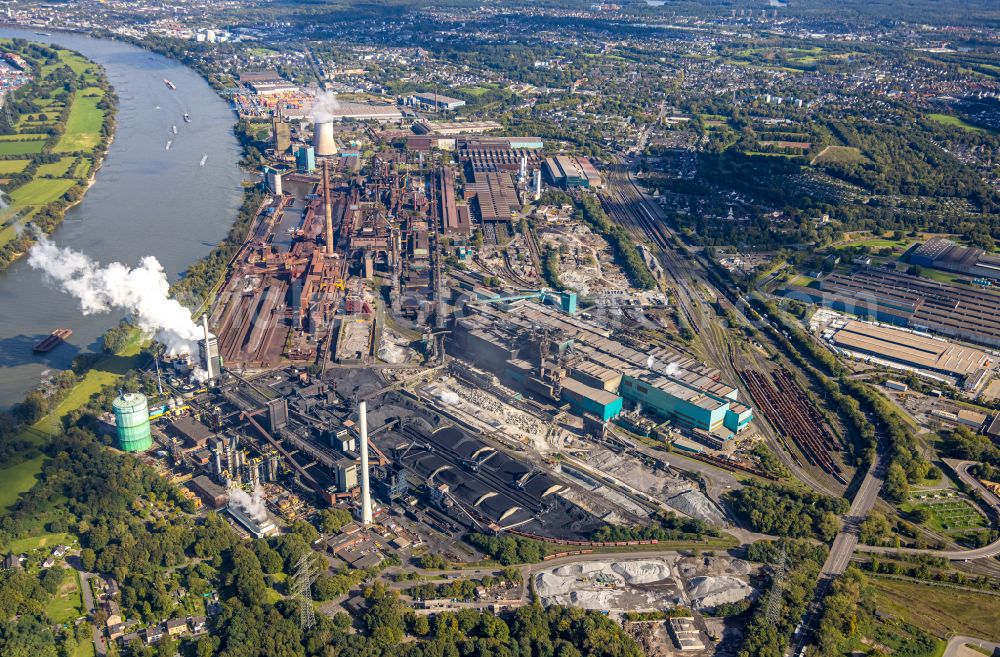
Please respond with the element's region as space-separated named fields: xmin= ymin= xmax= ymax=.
xmin=113 ymin=392 xmax=152 ymax=453
xmin=312 ymin=121 xmax=337 ymax=157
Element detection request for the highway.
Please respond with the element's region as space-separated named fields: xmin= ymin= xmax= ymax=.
xmin=856 ymin=459 xmax=1000 ymax=561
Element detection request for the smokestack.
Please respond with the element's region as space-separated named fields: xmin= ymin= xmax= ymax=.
xmin=313 ymin=121 xmax=336 ymax=157
xmin=519 ymin=155 xmax=527 ymax=183
xmin=534 ymin=169 xmax=542 ymax=202
xmin=323 ymin=159 xmax=334 ymax=256
xmin=202 ymin=314 xmax=214 ymax=381
xmin=359 ymin=401 xmax=372 ymax=525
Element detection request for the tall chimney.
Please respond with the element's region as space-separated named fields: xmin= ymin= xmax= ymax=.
xmin=359 ymin=401 xmax=373 ymax=524
xmin=323 ymin=159 xmax=334 ymax=256
xmin=202 ymin=313 xmax=214 ymax=380
xmin=534 ymin=169 xmax=542 ymax=202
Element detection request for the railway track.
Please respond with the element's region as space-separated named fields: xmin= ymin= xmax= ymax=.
xmin=739 ymin=368 xmax=846 ymax=483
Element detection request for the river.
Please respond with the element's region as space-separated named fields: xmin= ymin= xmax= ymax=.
xmin=0 ymin=27 xmax=243 ymax=408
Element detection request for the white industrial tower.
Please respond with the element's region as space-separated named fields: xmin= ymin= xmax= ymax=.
xmin=359 ymin=401 xmax=373 ymax=525
xmin=202 ymin=314 xmax=214 ymax=381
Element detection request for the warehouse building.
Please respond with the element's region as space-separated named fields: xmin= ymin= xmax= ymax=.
xmin=911 ymin=237 xmax=1000 ymax=281
xmin=466 ymin=171 xmax=519 ymax=223
xmin=786 ymin=267 xmax=1000 ymax=347
xmin=544 ymin=155 xmax=602 ymax=189
xmin=409 ymin=92 xmax=466 ymax=111
xmin=450 ymin=300 xmax=752 ymax=439
xmin=829 ymin=320 xmax=991 ymax=379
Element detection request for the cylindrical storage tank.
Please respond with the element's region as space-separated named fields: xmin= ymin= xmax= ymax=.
xmin=313 ymin=121 xmax=337 ymax=157
xmin=113 ymin=392 xmax=152 ymax=453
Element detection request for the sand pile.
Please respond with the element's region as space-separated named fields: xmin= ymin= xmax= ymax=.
xmin=686 ymin=576 xmax=753 ymax=609
xmin=611 ymin=559 xmax=673 ymax=584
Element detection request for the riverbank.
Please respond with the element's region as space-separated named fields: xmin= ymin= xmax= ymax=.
xmin=0 ymin=27 xmax=243 ymax=408
xmin=0 ymin=39 xmax=117 ymax=271
xmin=0 ymin=28 xmax=249 ymax=450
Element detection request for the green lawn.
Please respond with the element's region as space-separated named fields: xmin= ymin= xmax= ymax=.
xmin=872 ymin=578 xmax=1000 ymax=641
xmin=19 ymin=334 xmax=145 ymax=441
xmin=928 ymin=113 xmax=989 ymax=133
xmin=8 ymin=532 xmax=74 ymax=553
xmin=45 ymin=569 xmax=84 ymax=624
xmin=0 ymin=455 xmax=45 ymax=511
xmin=0 ymin=140 xmax=46 ymax=155
xmin=55 ymin=88 xmax=105 ymax=153
xmin=9 ymin=178 xmax=76 ymax=206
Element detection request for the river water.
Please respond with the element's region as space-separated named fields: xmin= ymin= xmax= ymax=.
xmin=0 ymin=28 xmax=243 ymax=408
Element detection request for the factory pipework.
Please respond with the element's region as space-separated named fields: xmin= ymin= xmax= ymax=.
xmin=323 ymin=159 xmax=334 ymax=256
xmin=359 ymin=401 xmax=373 ymax=525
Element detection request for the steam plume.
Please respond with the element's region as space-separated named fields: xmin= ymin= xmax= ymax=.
xmin=228 ymin=482 xmax=268 ymax=523
xmin=310 ymin=91 xmax=341 ymax=123
xmin=27 ymin=237 xmax=205 ymax=356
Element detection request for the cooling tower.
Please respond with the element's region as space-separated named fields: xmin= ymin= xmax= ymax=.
xmin=313 ymin=121 xmax=337 ymax=157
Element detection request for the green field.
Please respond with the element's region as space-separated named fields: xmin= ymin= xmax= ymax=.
xmin=72 ymin=159 xmax=92 ymax=178
xmin=0 ymin=455 xmax=45 ymax=511
xmin=19 ymin=333 xmax=144 ymax=441
xmin=901 ymin=495 xmax=987 ymax=534
xmin=0 ymin=159 xmax=30 ymax=174
xmin=812 ymin=145 xmax=867 ymax=165
xmin=928 ymin=113 xmax=990 ymax=133
xmin=45 ymin=569 xmax=84 ymax=624
xmin=8 ymin=532 xmax=74 ymax=553
xmin=55 ymin=88 xmax=105 ymax=153
xmin=9 ymin=178 xmax=76 ymax=206
xmin=832 ymin=237 xmax=913 ymax=251
xmin=0 ymin=133 xmax=49 ymax=141
xmin=872 ymin=578 xmax=1000 ymax=641
xmin=0 ymin=140 xmax=46 ymax=155
xmin=36 ymin=157 xmax=76 ymax=177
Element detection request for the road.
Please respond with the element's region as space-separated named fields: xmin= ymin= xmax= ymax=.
xmin=943 ymin=636 xmax=1000 ymax=657
xmin=856 ymin=459 xmax=1000 ymax=561
xmin=821 ymin=450 xmax=886 ymax=578
xmin=68 ymin=556 xmax=106 ymax=657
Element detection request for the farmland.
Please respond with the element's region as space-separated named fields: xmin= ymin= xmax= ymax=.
xmin=0 ymin=39 xmax=114 ymax=269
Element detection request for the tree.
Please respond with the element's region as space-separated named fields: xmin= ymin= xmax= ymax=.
xmin=318 ymin=508 xmax=352 ymax=534
xmin=859 ymin=511 xmax=892 ymax=545
xmin=230 ymin=545 xmax=268 ymax=607
xmin=80 ymin=548 xmax=96 ymax=571
xmin=884 ymin=462 xmax=910 ymax=503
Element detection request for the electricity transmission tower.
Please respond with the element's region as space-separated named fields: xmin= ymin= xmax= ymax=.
xmin=292 ymin=552 xmax=317 ymax=631
xmin=762 ymin=544 xmax=789 ymax=626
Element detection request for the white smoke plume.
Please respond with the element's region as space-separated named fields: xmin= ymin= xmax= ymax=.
xmin=27 ymin=236 xmax=206 ymax=357
xmin=310 ymin=91 xmax=341 ymax=123
xmin=438 ymin=390 xmax=460 ymax=405
xmin=665 ymin=362 xmax=679 ymax=377
xmin=646 ymin=355 xmax=656 ymax=369
xmin=228 ymin=482 xmax=268 ymax=523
